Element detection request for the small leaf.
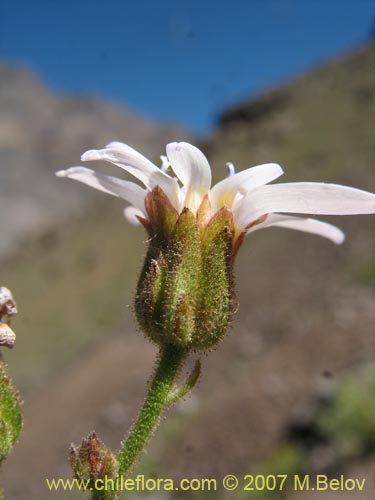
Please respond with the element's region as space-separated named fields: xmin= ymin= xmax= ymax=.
xmin=0 ymin=363 xmax=22 ymax=464
xmin=167 ymin=359 xmax=201 ymax=405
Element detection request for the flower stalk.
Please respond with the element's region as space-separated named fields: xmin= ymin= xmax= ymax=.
xmin=117 ymin=344 xmax=191 ymax=478
xmin=71 ymin=345 xmax=199 ymax=499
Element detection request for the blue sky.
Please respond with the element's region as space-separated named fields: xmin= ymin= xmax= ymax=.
xmin=0 ymin=0 xmax=373 ymax=132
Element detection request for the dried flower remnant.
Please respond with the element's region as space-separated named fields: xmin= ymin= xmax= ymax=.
xmin=0 ymin=288 xmax=17 ymax=323
xmin=0 ymin=324 xmax=16 ymax=350
xmin=0 ymin=287 xmax=18 ymax=349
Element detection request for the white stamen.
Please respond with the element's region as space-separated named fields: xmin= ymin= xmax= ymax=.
xmin=160 ymin=155 xmax=170 ymax=173
xmin=226 ymin=162 xmax=236 ymax=177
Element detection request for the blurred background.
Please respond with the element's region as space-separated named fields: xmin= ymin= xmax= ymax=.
xmin=0 ymin=1 xmax=374 ymax=499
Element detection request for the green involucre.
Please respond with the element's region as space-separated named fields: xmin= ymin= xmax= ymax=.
xmin=136 ymin=197 xmax=235 ymax=351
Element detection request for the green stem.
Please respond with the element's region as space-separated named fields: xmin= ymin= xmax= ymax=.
xmin=116 ymin=344 xmax=187 ymax=478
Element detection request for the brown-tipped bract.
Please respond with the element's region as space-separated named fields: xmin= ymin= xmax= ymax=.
xmin=70 ymin=432 xmax=118 ymax=497
xmin=136 ymin=188 xmax=236 ymax=351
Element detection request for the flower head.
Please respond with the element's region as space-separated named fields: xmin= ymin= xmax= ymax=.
xmin=56 ymin=141 xmax=375 ymax=245
xmin=57 ymin=142 xmax=375 ymax=351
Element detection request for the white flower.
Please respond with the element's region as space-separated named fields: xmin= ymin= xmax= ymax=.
xmin=56 ymin=141 xmax=375 ymax=245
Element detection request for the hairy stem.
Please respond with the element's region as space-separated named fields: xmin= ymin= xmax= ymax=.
xmin=116 ymin=344 xmax=187 ymax=478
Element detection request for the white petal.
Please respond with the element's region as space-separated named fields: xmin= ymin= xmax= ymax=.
xmin=249 ymin=214 xmax=345 ymax=244
xmin=166 ymin=142 xmax=211 ymax=212
xmin=123 ymin=206 xmax=144 ymax=225
xmin=56 ymin=166 xmax=146 ymax=213
xmin=210 ymin=163 xmax=283 ymax=211
xmin=82 ymin=143 xmax=180 ymax=210
xmin=236 ymin=182 xmax=375 ymax=229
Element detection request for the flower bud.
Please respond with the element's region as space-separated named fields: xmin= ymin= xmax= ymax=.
xmin=135 ymin=187 xmax=236 ymax=351
xmin=70 ymin=432 xmax=118 ymax=489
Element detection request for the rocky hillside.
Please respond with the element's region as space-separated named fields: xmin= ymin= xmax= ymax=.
xmin=0 ymin=64 xmax=189 ymax=255
xmin=1 ymin=43 xmax=374 ymax=500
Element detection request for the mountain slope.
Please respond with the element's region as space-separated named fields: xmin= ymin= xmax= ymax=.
xmin=1 ymin=43 xmax=374 ymax=500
